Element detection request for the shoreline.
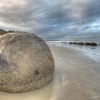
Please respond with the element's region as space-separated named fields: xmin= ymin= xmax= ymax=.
xmin=47 ymin=41 xmax=100 ymax=63
xmin=49 ymin=45 xmax=100 ymax=100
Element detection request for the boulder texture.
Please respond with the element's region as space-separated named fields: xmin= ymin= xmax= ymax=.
xmin=69 ymin=42 xmax=73 ymax=44
xmin=0 ymin=32 xmax=55 ymax=93
xmin=73 ymin=42 xmax=77 ymax=44
xmin=90 ymin=42 xmax=97 ymax=46
xmin=85 ymin=43 xmax=90 ymax=45
xmin=78 ymin=42 xmax=84 ymax=45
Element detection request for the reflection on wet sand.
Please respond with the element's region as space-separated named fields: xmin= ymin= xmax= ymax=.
xmin=0 ymin=45 xmax=100 ymax=100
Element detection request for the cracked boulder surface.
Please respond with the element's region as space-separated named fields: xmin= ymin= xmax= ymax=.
xmin=0 ymin=32 xmax=55 ymax=93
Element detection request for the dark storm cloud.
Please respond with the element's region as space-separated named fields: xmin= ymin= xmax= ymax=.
xmin=83 ymin=0 xmax=100 ymax=19
xmin=0 ymin=0 xmax=100 ymax=40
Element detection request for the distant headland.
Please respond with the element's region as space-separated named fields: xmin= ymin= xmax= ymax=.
xmin=0 ymin=29 xmax=16 ymax=35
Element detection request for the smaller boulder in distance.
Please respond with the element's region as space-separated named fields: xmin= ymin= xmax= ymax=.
xmin=90 ymin=42 xmax=97 ymax=46
xmin=85 ymin=43 xmax=90 ymax=46
xmin=78 ymin=42 xmax=84 ymax=45
xmin=69 ymin=42 xmax=73 ymax=44
xmin=73 ymin=42 xmax=77 ymax=44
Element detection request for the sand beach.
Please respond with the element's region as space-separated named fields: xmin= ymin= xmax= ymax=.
xmin=0 ymin=43 xmax=100 ymax=100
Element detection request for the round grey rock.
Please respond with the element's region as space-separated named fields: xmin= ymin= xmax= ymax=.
xmin=0 ymin=32 xmax=55 ymax=93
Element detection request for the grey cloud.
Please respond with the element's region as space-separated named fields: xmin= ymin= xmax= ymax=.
xmin=0 ymin=0 xmax=100 ymax=40
xmin=83 ymin=0 xmax=100 ymax=19
xmin=0 ymin=0 xmax=41 ymax=28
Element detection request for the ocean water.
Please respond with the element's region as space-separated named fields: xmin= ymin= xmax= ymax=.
xmin=46 ymin=41 xmax=100 ymax=63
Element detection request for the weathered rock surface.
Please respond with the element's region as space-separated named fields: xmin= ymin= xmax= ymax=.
xmin=0 ymin=32 xmax=55 ymax=93
xmin=69 ymin=42 xmax=73 ymax=44
xmin=90 ymin=42 xmax=97 ymax=46
xmin=85 ymin=43 xmax=90 ymax=45
xmin=78 ymin=42 xmax=84 ymax=45
xmin=73 ymin=42 xmax=77 ymax=44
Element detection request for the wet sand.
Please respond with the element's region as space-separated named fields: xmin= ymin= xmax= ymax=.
xmin=0 ymin=45 xmax=100 ymax=100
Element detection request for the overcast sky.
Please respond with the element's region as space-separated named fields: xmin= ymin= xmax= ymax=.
xmin=0 ymin=0 xmax=100 ymax=40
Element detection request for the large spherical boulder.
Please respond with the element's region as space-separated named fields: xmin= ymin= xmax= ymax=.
xmin=0 ymin=32 xmax=55 ymax=93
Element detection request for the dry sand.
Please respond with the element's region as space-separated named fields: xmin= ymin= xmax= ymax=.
xmin=0 ymin=45 xmax=100 ymax=100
